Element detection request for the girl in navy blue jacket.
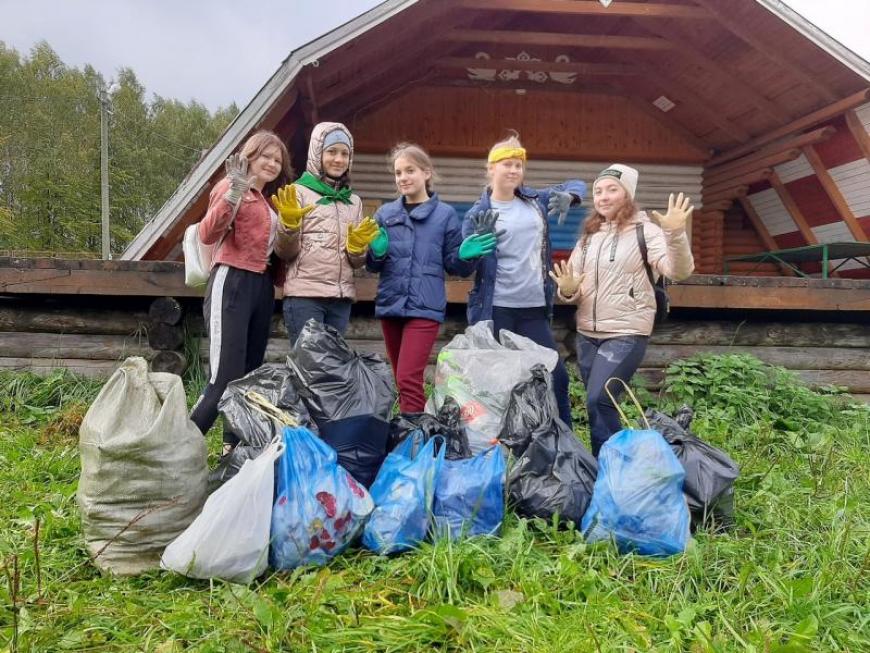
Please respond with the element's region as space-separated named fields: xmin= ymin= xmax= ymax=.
xmin=367 ymin=143 xmax=495 ymax=413
xmin=463 ymin=132 xmax=586 ymax=427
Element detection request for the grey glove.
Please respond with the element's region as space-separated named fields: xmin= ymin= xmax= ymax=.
xmin=547 ymin=190 xmax=575 ymax=225
xmin=468 ymin=209 xmax=506 ymax=238
xmin=223 ymin=154 xmax=251 ymax=206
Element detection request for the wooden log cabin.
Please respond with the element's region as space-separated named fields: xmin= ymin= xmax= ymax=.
xmin=2 ymin=0 xmax=869 ymax=399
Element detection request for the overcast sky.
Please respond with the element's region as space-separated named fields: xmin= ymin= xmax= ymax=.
xmin=0 ymin=0 xmax=867 ymax=112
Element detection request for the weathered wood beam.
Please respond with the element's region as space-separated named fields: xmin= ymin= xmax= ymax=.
xmin=255 ymin=87 xmax=299 ymax=132
xmin=445 ymin=29 xmax=674 ymax=51
xmin=844 ymin=110 xmax=870 ymax=164
xmin=801 ymin=145 xmax=869 ymax=242
xmin=737 ymin=195 xmax=796 ymax=275
xmin=691 ymin=0 xmax=838 ymax=102
xmin=705 ymin=127 xmax=835 ymax=178
xmin=705 ymin=149 xmax=801 ymax=187
xmin=709 ymin=89 xmax=870 ymax=166
xmin=635 ymin=20 xmax=792 ymax=124
xmin=704 ymin=168 xmax=773 ymax=197
xmin=303 ymin=71 xmax=319 ymax=125
xmin=702 ymin=186 xmax=748 ymax=204
xmin=768 ymin=171 xmax=820 ymax=248
xmin=435 ymin=57 xmax=638 ymax=76
xmin=457 ymin=0 xmax=711 ymax=19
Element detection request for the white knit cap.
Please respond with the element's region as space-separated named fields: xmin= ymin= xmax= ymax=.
xmin=594 ymin=164 xmax=639 ymax=200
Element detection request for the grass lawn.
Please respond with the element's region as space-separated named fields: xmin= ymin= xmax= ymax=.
xmin=0 ymin=354 xmax=868 ymax=652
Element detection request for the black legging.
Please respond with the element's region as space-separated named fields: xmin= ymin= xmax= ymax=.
xmin=190 ymin=265 xmax=274 ymax=444
xmin=491 ymin=305 xmax=573 ymax=428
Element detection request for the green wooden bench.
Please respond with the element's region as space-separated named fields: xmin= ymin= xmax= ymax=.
xmin=724 ymin=241 xmax=870 ymax=279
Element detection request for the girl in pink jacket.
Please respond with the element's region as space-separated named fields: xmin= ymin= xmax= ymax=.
xmin=191 ymin=131 xmax=293 ymax=454
xmin=550 ymin=164 xmax=695 ymax=455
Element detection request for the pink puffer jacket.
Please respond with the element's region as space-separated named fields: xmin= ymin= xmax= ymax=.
xmin=560 ymin=211 xmax=694 ymax=337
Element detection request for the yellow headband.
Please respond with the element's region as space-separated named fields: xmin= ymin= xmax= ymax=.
xmin=488 ymin=147 xmax=527 ymax=164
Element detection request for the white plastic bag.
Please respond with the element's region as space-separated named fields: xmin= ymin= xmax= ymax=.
xmin=426 ymin=321 xmax=558 ymax=453
xmin=162 ymin=438 xmax=284 ymax=584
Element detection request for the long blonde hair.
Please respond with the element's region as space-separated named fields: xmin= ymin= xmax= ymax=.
xmin=389 ymin=142 xmax=439 ymax=193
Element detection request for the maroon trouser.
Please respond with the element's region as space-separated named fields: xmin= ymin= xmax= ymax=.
xmin=381 ymin=317 xmax=441 ymax=413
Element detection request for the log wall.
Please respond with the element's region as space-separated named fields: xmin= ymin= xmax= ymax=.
xmin=1 ymin=299 xmax=868 ymax=403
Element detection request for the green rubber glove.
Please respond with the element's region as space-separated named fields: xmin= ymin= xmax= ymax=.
xmin=370 ymin=226 xmax=389 ymax=258
xmin=459 ymin=233 xmax=497 ymax=260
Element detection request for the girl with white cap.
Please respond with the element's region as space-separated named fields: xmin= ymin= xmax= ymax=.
xmin=549 ymin=164 xmax=695 ymax=456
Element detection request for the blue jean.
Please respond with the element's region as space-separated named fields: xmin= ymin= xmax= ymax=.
xmin=577 ymin=334 xmax=649 ymax=456
xmin=491 ymin=305 xmax=572 ymax=428
xmin=283 ymin=296 xmax=352 ymax=344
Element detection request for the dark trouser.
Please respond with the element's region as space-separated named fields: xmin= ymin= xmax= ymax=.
xmin=283 ymin=296 xmax=353 ymax=345
xmin=191 ymin=265 xmax=275 ymax=443
xmin=577 ymin=334 xmax=649 ymax=456
xmin=491 ymin=305 xmax=572 ymax=428
xmin=381 ymin=317 xmax=441 ymax=413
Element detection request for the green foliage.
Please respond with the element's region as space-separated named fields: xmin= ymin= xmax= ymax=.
xmin=1 ymin=355 xmax=868 ymax=651
xmin=0 ymin=41 xmax=237 ymax=256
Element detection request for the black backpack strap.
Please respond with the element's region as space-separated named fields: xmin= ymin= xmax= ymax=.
xmin=635 ymin=223 xmax=656 ymax=289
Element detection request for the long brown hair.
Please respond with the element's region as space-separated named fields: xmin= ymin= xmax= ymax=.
xmin=580 ymin=197 xmax=639 ymax=246
xmin=389 ymin=142 xmax=439 ymax=193
xmin=238 ymin=130 xmax=293 ymax=198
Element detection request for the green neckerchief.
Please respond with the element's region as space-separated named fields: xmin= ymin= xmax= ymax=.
xmin=296 ymin=171 xmax=353 ymax=205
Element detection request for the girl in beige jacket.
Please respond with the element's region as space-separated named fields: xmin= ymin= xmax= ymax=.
xmin=550 ymin=164 xmax=694 ymax=455
xmin=272 ymin=122 xmax=379 ymax=343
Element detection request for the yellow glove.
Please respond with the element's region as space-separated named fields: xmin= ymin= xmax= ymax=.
xmin=272 ymin=184 xmax=314 ymax=231
xmin=346 ymin=217 xmax=380 ymax=255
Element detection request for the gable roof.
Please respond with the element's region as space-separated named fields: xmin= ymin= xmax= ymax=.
xmin=122 ymin=0 xmax=870 ymax=261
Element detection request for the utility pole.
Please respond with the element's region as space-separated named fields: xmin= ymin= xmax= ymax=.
xmin=99 ymin=85 xmax=111 ymax=259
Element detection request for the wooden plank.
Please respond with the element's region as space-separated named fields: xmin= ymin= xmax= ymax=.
xmin=640 ymin=344 xmax=870 ymax=371
xmin=635 ymin=21 xmax=792 ymax=124
xmin=737 ymin=195 xmax=796 ymax=275
xmin=691 ymin=0 xmax=838 ymax=103
xmin=844 ymin=110 xmax=870 ymax=164
xmin=768 ymin=171 xmax=819 ymax=246
xmin=801 ymin=144 xmax=869 ymax=242
xmin=0 ymin=357 xmax=123 ymax=379
xmin=0 ymin=332 xmax=156 ymax=360
xmin=648 ymin=320 xmax=870 ymax=348
xmin=668 ymin=284 xmax=869 ymax=310
xmin=705 ymin=150 xmax=801 ymax=187
xmin=457 ymin=0 xmax=711 ymax=18
xmin=0 ymin=305 xmax=149 ymax=335
xmin=704 ymin=126 xmax=836 ymax=179
xmin=445 ymin=29 xmax=675 ymax=51
xmin=709 ymin=89 xmax=870 ymax=167
xmin=704 ymin=169 xmax=773 ymax=197
xmin=435 ymin=57 xmax=638 ymax=76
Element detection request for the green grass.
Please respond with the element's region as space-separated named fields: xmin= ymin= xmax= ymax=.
xmin=1 ymin=355 xmax=868 ymax=652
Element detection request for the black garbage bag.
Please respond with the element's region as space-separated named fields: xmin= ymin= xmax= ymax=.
xmin=505 ymin=367 xmax=598 ymax=527
xmin=208 ymin=364 xmax=314 ymax=491
xmin=288 ymin=319 xmax=398 ymax=487
xmin=498 ymin=364 xmax=558 ymax=456
xmin=388 ymin=396 xmax=472 ymax=461
xmin=288 ymin=319 xmax=396 ymax=422
xmin=646 ymin=407 xmax=739 ymax=530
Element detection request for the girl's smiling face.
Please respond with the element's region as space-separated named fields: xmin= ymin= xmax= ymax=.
xmin=593 ymin=178 xmax=628 ymax=219
xmin=394 ymin=155 xmax=431 ymax=200
xmin=322 ymin=144 xmax=350 ymax=178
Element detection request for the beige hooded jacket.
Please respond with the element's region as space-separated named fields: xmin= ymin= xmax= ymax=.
xmin=561 ymin=211 xmax=694 ymax=337
xmin=274 ymin=122 xmax=365 ymax=300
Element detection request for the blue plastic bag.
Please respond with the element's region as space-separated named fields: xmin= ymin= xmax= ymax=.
xmin=433 ymin=445 xmax=506 ymax=540
xmin=362 ymin=433 xmax=444 ymax=554
xmin=270 ymin=426 xmax=374 ymax=570
xmin=581 ymin=429 xmax=690 ymax=557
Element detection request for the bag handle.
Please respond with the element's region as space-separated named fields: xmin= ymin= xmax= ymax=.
xmin=243 ymin=391 xmax=300 ymax=427
xmin=604 ymin=377 xmax=650 ymax=430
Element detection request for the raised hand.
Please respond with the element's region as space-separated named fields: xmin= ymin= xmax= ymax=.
xmin=548 ymin=260 xmax=585 ymax=297
xmin=223 ymin=154 xmax=252 ymax=206
xmin=468 ymin=209 xmax=505 ymax=238
xmin=547 ymin=190 xmax=574 ymax=225
xmin=346 ymin=217 xmax=380 ymax=255
xmin=458 ymin=233 xmax=497 ymax=261
xmin=652 ymin=192 xmax=694 ymax=232
xmin=369 ymin=226 xmax=389 ymax=258
xmin=272 ymin=184 xmax=315 ymax=231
